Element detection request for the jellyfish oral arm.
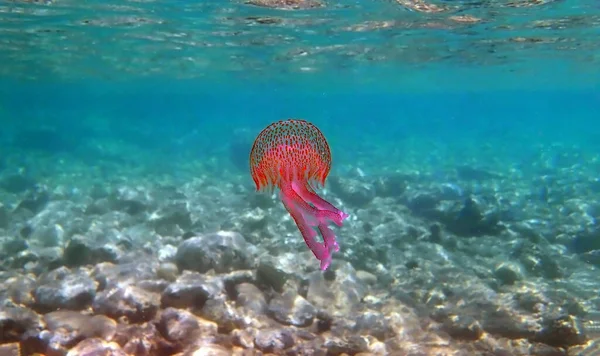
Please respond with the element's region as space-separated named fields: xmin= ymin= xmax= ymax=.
xmin=280 ymin=181 xmax=349 ymax=271
xmin=281 ymin=192 xmax=329 ymax=266
xmin=291 ymin=181 xmax=346 ymax=226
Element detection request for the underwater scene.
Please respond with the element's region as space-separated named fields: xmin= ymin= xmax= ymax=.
xmin=1 ymin=0 xmax=600 ymax=355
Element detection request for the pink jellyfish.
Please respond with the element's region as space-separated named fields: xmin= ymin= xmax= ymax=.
xmin=250 ymin=119 xmax=349 ymax=271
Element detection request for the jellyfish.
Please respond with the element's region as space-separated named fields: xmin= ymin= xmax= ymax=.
xmin=250 ymin=119 xmax=349 ymax=271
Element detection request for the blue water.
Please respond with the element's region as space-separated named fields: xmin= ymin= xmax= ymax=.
xmin=2 ymin=82 xmax=598 ymax=172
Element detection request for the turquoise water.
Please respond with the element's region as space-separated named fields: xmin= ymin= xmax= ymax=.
xmin=1 ymin=0 xmax=600 ymax=355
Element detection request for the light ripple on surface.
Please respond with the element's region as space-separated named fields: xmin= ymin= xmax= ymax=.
xmin=0 ymin=0 xmax=598 ymax=86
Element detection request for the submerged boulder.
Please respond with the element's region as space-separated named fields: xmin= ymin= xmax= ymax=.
xmin=175 ymin=231 xmax=254 ymax=273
